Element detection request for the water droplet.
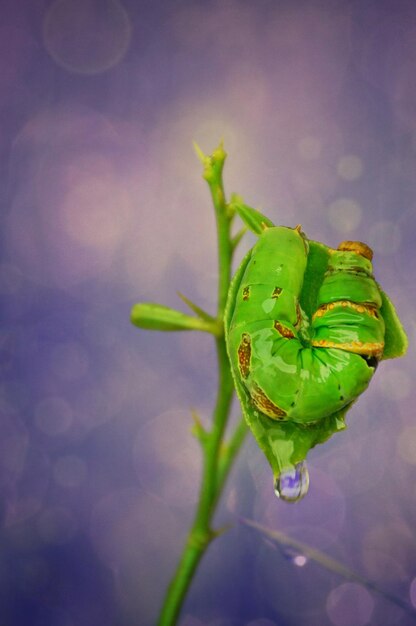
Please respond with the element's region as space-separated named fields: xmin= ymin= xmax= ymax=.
xmin=274 ymin=461 xmax=309 ymax=503
xmin=293 ymin=554 xmax=308 ymax=567
xmin=280 ymin=545 xmax=308 ymax=567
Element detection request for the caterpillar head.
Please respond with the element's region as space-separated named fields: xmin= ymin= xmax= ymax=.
xmin=337 ymin=240 xmax=373 ymax=261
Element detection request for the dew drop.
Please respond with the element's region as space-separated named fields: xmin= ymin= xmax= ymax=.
xmin=280 ymin=545 xmax=308 ymax=567
xmin=274 ymin=461 xmax=309 ymax=503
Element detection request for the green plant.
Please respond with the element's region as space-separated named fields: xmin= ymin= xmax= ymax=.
xmin=130 ymin=143 xmax=408 ymax=625
xmin=131 ymin=142 xmax=247 ymax=626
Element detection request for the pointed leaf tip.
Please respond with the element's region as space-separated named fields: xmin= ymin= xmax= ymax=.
xmin=212 ymin=139 xmax=226 ymax=161
xmin=176 ymin=291 xmax=215 ymax=322
xmin=230 ymin=200 xmax=275 ymax=235
xmin=193 ymin=140 xmax=207 ymax=164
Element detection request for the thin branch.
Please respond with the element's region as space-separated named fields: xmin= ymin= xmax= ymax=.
xmin=216 ymin=417 xmax=248 ymax=496
xmin=241 ymin=518 xmax=416 ymax=618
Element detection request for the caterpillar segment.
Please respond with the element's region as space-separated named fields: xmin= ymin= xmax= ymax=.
xmin=227 ymin=227 xmax=385 ymax=425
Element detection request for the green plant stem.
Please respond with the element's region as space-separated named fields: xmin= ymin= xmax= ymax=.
xmin=157 ymin=329 xmax=237 ymax=626
xmin=216 ymin=417 xmax=248 ymax=499
xmin=157 ymin=145 xmax=244 ymax=626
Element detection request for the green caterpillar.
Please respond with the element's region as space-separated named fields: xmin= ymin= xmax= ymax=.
xmin=225 ymin=206 xmax=407 ymax=502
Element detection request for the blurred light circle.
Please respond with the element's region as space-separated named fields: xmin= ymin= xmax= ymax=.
xmin=49 ymin=341 xmax=89 ymax=382
xmin=392 ymin=206 xmax=416 ymax=292
xmin=43 ymin=0 xmax=131 ymax=75
xmin=368 ymin=220 xmax=401 ymax=255
xmin=6 ymin=167 xmax=129 ymax=289
xmin=362 ymin=548 xmax=407 ymax=584
xmin=34 ymin=396 xmax=73 ymax=436
xmin=66 ymin=345 xmax=143 ymax=436
xmin=326 ymin=583 xmax=374 ymax=626
xmin=328 ymin=198 xmax=362 ymax=234
xmin=90 ymin=488 xmax=182 ymax=567
xmin=5 ymin=446 xmax=50 ymax=526
xmin=53 ymin=455 xmax=87 ymax=488
xmin=133 ymin=409 xmax=201 ymax=510
xmin=362 ymin=522 xmax=412 ymax=584
xmin=293 ymin=555 xmax=308 ymax=567
xmin=410 ymin=577 xmax=416 ymax=608
xmin=298 ymin=136 xmax=322 ymax=160
xmin=37 ymin=506 xmax=78 ymax=544
xmin=60 ymin=172 xmax=133 ymax=252
xmin=337 ymin=155 xmax=363 ymax=181
xmin=397 ymin=426 xmax=416 ymax=464
xmin=6 ymin=109 xmax=134 ymax=290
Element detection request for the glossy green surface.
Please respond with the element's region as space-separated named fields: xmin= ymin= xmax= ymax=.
xmin=224 ymin=218 xmax=408 ymax=479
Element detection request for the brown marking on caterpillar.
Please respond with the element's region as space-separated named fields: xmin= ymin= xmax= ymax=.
xmin=312 ymin=300 xmax=379 ymax=320
xmin=251 ymin=383 xmax=287 ymax=420
xmin=272 ymin=287 xmax=282 ymax=299
xmin=237 ymin=333 xmax=251 ymax=379
xmin=311 ymin=338 xmax=384 ymax=358
xmin=242 ymin=286 xmax=250 ymax=301
xmin=274 ymin=320 xmax=295 ymax=339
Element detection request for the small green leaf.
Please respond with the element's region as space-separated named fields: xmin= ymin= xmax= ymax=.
xmin=176 ymin=291 xmax=215 ymax=322
xmin=130 ymin=302 xmax=221 ymax=335
xmin=231 ymin=226 xmax=248 ymax=251
xmin=379 ymin=289 xmax=409 ymax=359
xmin=190 ymin=409 xmax=209 ymax=445
xmin=229 ymin=196 xmax=275 ymax=235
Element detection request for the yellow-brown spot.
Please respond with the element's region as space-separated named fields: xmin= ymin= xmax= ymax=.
xmin=312 ymin=300 xmax=378 ymax=319
xmin=251 ymin=384 xmax=287 ymax=420
xmin=312 ymin=300 xmax=379 ymax=320
xmin=237 ymin=333 xmax=251 ymax=379
xmin=337 ymin=240 xmax=373 ymax=261
xmin=274 ymin=321 xmax=295 ymax=339
xmin=311 ymin=338 xmax=384 ymax=358
xmin=242 ymin=286 xmax=250 ymax=301
xmin=272 ymin=287 xmax=282 ymax=299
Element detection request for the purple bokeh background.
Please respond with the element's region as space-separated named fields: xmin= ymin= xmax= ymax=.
xmin=2 ymin=1 xmax=416 ymax=625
